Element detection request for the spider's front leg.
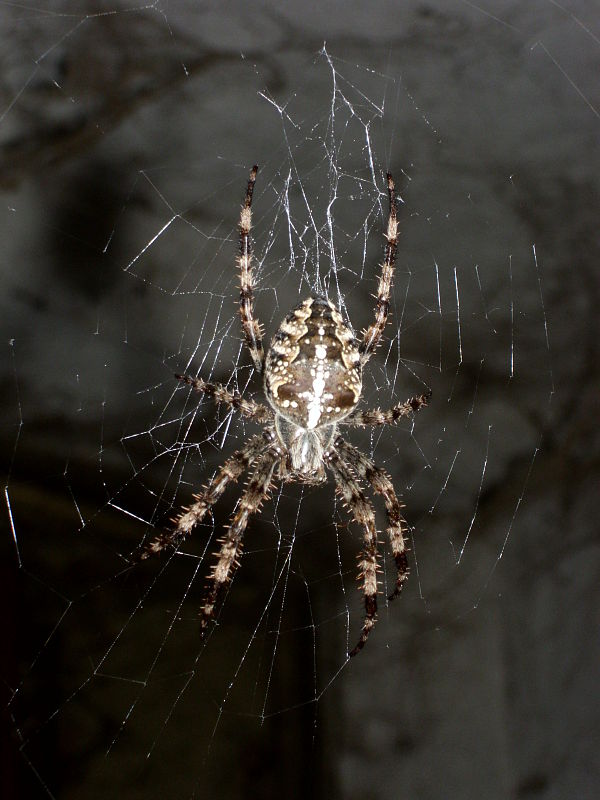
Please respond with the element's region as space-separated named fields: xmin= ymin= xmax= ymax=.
xmin=335 ymin=437 xmax=410 ymax=601
xmin=138 ymin=433 xmax=269 ymax=560
xmin=199 ymin=446 xmax=282 ymax=636
xmin=327 ymin=450 xmax=380 ymax=657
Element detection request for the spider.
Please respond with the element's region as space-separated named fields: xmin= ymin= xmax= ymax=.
xmin=141 ymin=166 xmax=429 ymax=656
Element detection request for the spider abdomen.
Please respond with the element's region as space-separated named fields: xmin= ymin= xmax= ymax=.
xmin=264 ymin=296 xmax=362 ymax=431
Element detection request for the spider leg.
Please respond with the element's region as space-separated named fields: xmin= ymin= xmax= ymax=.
xmin=176 ymin=374 xmax=272 ymax=423
xmin=139 ymin=433 xmax=270 ymax=559
xmin=346 ymin=390 xmax=431 ymax=427
xmin=335 ymin=437 xmax=409 ymax=601
xmin=327 ymin=450 xmax=380 ymax=657
xmin=200 ymin=446 xmax=282 ymax=636
xmin=238 ymin=165 xmax=265 ymax=373
xmin=359 ymin=173 xmax=397 ymax=365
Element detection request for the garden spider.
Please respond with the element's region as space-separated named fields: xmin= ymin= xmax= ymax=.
xmin=142 ymin=166 xmax=429 ymax=656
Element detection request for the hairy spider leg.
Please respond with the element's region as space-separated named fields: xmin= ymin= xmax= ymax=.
xmin=238 ymin=165 xmax=265 ymax=372
xmin=175 ymin=375 xmax=272 ymax=423
xmin=335 ymin=438 xmax=409 ymax=601
xmin=200 ymin=447 xmax=282 ymax=635
xmin=346 ymin=390 xmax=431 ymax=427
xmin=140 ymin=433 xmax=270 ymax=559
xmin=327 ymin=450 xmax=380 ymax=657
xmin=359 ymin=173 xmax=398 ymax=365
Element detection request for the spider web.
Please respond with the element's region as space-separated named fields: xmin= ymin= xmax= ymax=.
xmin=4 ymin=2 xmax=595 ymax=798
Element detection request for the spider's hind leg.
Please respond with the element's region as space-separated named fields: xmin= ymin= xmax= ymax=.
xmin=238 ymin=165 xmax=265 ymax=373
xmin=359 ymin=172 xmax=398 ymax=365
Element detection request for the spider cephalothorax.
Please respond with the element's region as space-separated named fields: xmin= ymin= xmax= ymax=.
xmin=141 ymin=166 xmax=429 ymax=656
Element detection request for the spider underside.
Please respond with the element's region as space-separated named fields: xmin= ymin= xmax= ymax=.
xmin=142 ymin=166 xmax=429 ymax=657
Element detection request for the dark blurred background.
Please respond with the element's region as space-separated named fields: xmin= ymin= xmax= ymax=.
xmin=1 ymin=2 xmax=598 ymax=798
